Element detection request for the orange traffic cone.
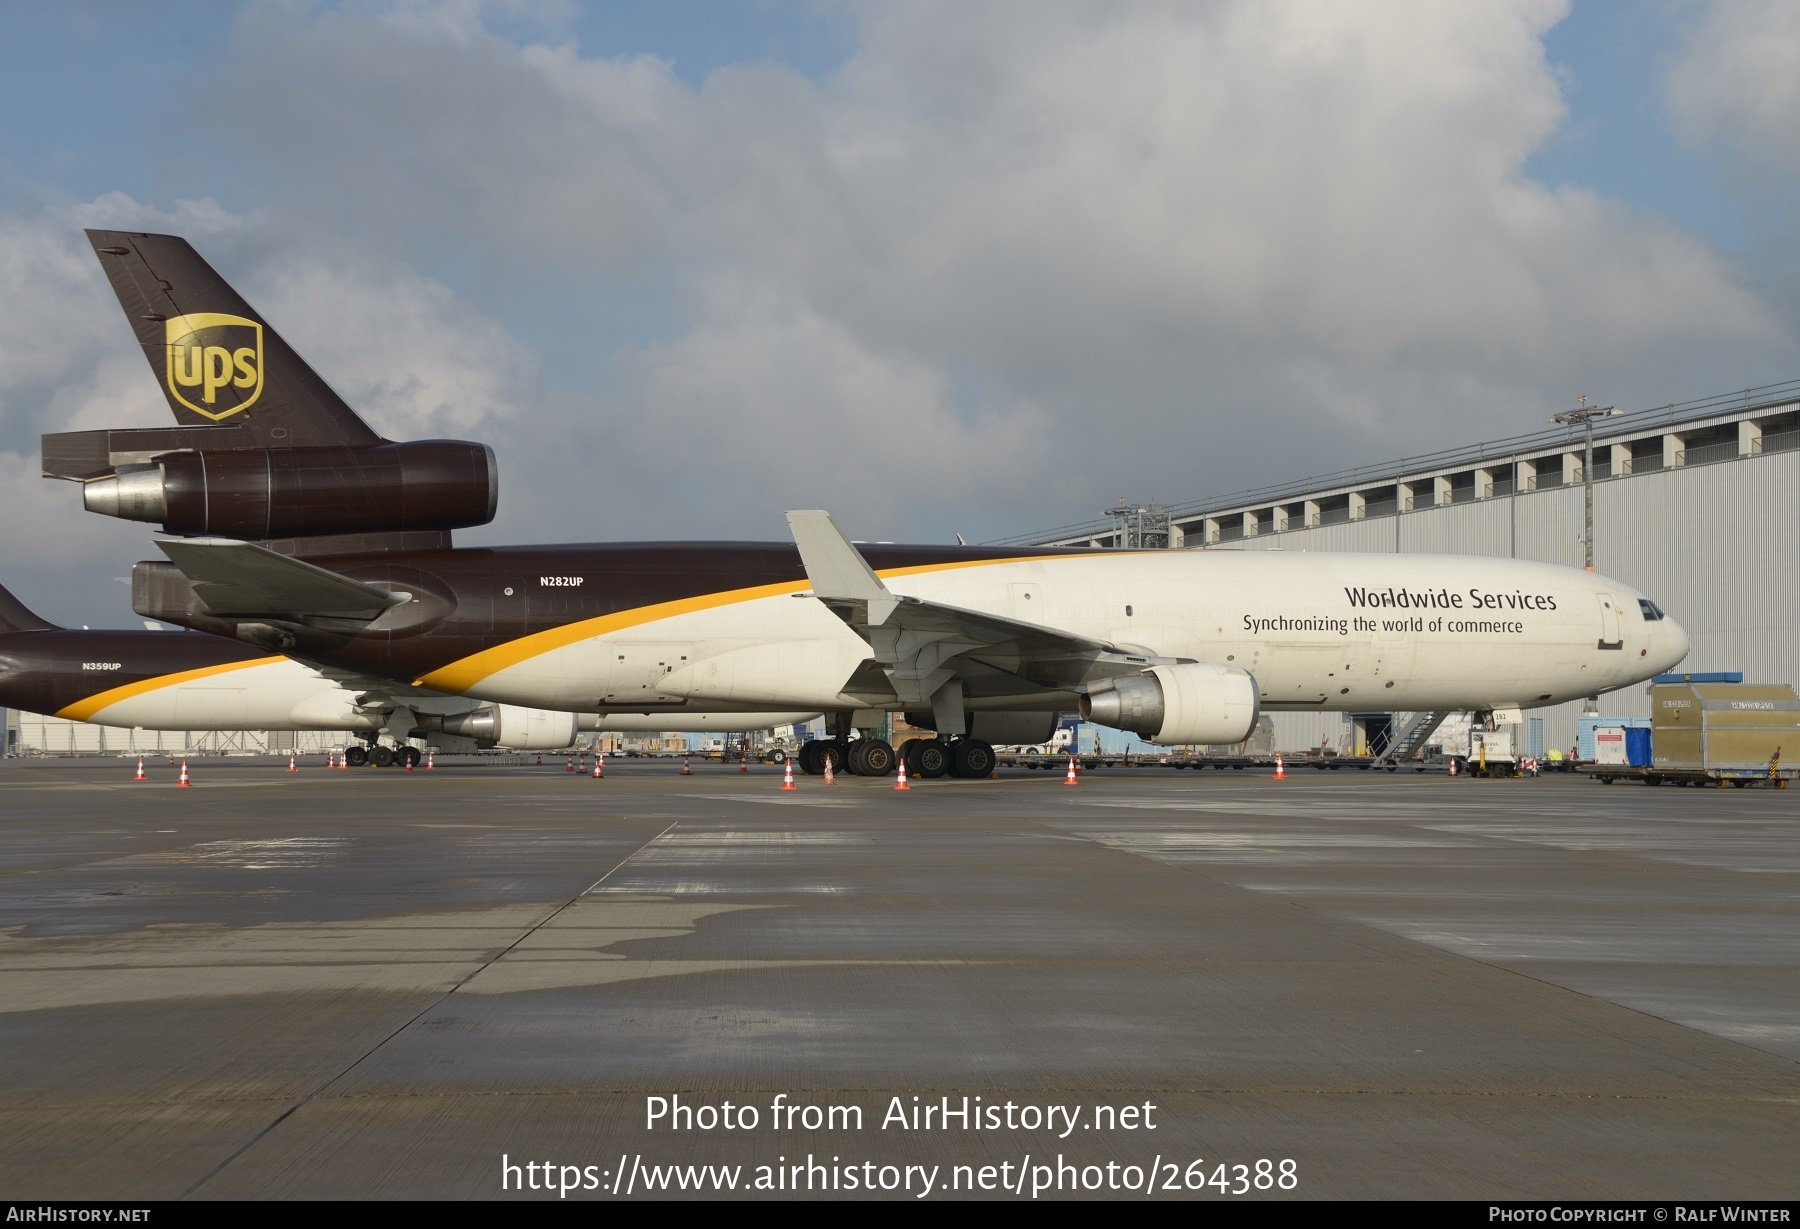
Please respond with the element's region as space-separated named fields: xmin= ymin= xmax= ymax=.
xmin=176 ymin=759 xmax=192 ymax=788
xmin=536 ymin=753 xmax=542 ymax=766
xmin=1273 ymin=754 xmax=1287 ymax=781
xmin=895 ymin=757 xmax=911 ymax=790
xmin=823 ymin=750 xmax=836 ymax=785
xmin=404 ymin=752 xmax=414 ymax=773
xmin=593 ymin=754 xmax=604 ymax=779
xmin=681 ymin=752 xmax=692 ymax=776
xmin=1449 ymin=756 xmax=1458 ymax=777
xmin=565 ymin=756 xmax=574 ymax=773
xmin=426 ymin=749 xmax=436 ymax=770
xmin=1065 ymin=755 xmax=1079 ymax=786
xmin=287 ymin=751 xmax=298 ymax=773
xmin=782 ymin=757 xmax=797 ymax=790
xmin=739 ymin=750 xmax=750 ymax=774
xmin=134 ymin=756 xmax=147 ymax=782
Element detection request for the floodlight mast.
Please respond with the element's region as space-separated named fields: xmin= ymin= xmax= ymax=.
xmin=1548 ymin=398 xmax=1621 ymax=573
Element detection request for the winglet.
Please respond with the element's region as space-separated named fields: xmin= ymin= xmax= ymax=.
xmin=785 ymin=510 xmax=898 ymax=626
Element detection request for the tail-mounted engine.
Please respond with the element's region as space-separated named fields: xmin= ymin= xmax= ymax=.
xmin=76 ymin=440 xmax=497 ymax=539
xmin=1080 ymin=662 xmax=1260 ymax=746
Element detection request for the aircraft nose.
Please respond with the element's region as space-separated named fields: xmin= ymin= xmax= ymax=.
xmin=1656 ymin=616 xmax=1690 ymax=674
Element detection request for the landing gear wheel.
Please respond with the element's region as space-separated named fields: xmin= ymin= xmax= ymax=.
xmin=371 ymin=745 xmax=395 ymax=768
xmin=951 ymin=738 xmax=995 ymax=779
xmin=401 ymin=746 xmax=422 ymax=769
xmin=853 ymin=738 xmax=896 ymax=777
xmin=819 ymin=742 xmax=847 ymax=777
xmin=798 ymin=741 xmax=824 ymax=775
xmin=909 ymin=739 xmax=951 ymax=779
xmin=344 ymin=745 xmax=368 ymax=767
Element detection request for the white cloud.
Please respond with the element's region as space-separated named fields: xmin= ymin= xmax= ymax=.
xmin=1666 ymin=0 xmax=1800 ymax=182
xmin=185 ymin=0 xmax=1794 ymax=548
xmin=254 ymin=254 xmax=537 ymax=441
xmin=8 ymin=0 xmax=1798 ymax=624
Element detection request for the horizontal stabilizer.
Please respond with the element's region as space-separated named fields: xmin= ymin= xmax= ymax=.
xmin=156 ymin=539 xmax=409 ymax=619
xmin=42 ymin=425 xmax=257 ymax=481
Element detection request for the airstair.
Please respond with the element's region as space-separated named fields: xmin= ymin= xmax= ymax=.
xmin=1372 ymin=710 xmax=1454 ymax=765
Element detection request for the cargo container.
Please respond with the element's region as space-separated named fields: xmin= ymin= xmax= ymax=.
xmin=1585 ymin=681 xmax=1796 ymax=787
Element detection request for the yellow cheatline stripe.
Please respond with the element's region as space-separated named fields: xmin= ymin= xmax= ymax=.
xmin=413 ymin=553 xmax=1075 ymax=693
xmin=55 ymin=656 xmax=286 ymax=722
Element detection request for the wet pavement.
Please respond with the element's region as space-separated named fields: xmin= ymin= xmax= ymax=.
xmin=1 ymin=756 xmax=1795 ymax=1200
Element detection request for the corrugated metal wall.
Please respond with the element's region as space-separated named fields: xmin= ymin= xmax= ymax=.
xmin=4 ymin=711 xmax=344 ymax=756
xmin=1243 ymin=449 xmax=1800 ymax=754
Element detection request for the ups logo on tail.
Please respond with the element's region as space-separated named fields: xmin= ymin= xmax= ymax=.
xmin=164 ymin=313 xmax=263 ymax=420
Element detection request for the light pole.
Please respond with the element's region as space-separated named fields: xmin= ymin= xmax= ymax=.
xmin=1549 ymin=398 xmax=1621 ymax=721
xmin=1548 ymin=398 xmax=1620 ymax=573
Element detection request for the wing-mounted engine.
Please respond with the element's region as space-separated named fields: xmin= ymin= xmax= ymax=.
xmin=1080 ymin=662 xmax=1261 ymax=746
xmin=432 ymin=705 xmax=578 ymax=750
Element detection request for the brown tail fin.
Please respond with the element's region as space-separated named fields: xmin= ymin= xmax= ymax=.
xmin=84 ymin=229 xmax=383 ymax=448
xmin=0 ymin=583 xmax=57 ymax=634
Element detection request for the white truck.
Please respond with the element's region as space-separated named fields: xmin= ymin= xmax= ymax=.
xmin=1463 ymin=726 xmax=1522 ymax=777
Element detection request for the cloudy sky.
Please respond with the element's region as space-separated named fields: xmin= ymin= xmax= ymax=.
xmin=2 ymin=0 xmax=1798 ymax=626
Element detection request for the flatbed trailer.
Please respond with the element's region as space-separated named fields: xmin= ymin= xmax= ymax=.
xmin=1579 ymin=764 xmax=1792 ymax=788
xmin=1000 ymin=752 xmax=1428 ymax=772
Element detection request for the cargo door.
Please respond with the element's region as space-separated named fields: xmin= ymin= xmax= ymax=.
xmin=1595 ymin=592 xmax=1623 ymax=650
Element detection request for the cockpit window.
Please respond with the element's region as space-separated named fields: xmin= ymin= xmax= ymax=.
xmin=1638 ymin=599 xmax=1665 ymax=621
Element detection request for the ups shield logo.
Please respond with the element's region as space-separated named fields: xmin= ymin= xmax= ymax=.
xmin=165 ymin=313 xmax=264 ymax=420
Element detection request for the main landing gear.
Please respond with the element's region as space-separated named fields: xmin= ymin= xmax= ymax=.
xmin=343 ymin=741 xmax=421 ymax=768
xmin=795 ymin=732 xmax=996 ymax=780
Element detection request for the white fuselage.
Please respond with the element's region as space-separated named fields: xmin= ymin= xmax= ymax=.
xmin=446 ymin=551 xmax=1688 ymax=716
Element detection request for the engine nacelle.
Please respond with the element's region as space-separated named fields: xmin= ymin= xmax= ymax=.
xmin=82 ymin=440 xmax=497 ymax=539
xmin=437 ymin=705 xmax=577 ymax=750
xmin=1080 ymin=662 xmax=1260 ymax=746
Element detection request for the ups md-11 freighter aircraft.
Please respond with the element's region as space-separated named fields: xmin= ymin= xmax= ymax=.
xmin=0 ymin=582 xmax=816 ymax=766
xmin=44 ymin=230 xmax=1689 ymax=779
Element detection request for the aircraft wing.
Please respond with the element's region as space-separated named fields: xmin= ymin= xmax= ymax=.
xmin=156 ymin=538 xmax=410 ymax=619
xmin=786 ymin=510 xmax=1182 ymax=712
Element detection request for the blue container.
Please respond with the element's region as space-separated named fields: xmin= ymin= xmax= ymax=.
xmin=1578 ymin=715 xmax=1652 ymax=760
xmin=1625 ymin=727 xmax=1652 ymax=767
